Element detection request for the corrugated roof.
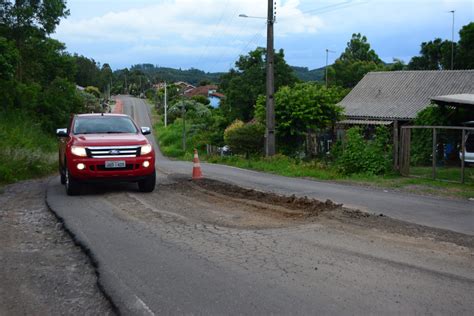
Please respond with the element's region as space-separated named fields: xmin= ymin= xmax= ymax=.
xmin=338 ymin=70 xmax=474 ymax=120
xmin=338 ymin=119 xmax=393 ymax=125
xmin=431 ymin=94 xmax=474 ymax=106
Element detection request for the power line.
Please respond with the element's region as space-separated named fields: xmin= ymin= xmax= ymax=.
xmin=279 ymin=0 xmax=369 ymax=19
xmin=193 ymin=0 xmax=232 ymax=67
xmin=208 ymin=22 xmax=266 ymax=73
xmin=198 ymin=0 xmax=369 ymax=72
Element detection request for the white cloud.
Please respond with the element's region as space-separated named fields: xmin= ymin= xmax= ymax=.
xmin=56 ymin=0 xmax=323 ymax=43
xmin=54 ymin=0 xmax=474 ymax=70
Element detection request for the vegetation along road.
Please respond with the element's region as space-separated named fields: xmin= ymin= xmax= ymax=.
xmin=45 ymin=95 xmax=474 ymax=315
xmin=129 ymin=96 xmax=474 ymax=235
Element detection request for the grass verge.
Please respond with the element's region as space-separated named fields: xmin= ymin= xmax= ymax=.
xmin=0 ymin=112 xmax=57 ymax=185
xmin=206 ymin=156 xmax=474 ymax=200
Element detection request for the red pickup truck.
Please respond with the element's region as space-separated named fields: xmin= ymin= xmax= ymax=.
xmin=56 ymin=113 xmax=156 ymax=195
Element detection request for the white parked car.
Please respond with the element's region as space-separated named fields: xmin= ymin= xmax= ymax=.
xmin=460 ymin=122 xmax=474 ymax=166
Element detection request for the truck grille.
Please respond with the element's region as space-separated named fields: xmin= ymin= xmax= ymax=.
xmin=86 ymin=146 xmax=141 ymax=158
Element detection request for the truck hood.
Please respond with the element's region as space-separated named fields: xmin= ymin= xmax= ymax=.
xmin=71 ymin=133 xmax=149 ymax=147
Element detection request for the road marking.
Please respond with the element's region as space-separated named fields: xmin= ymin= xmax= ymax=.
xmin=134 ymin=295 xmax=155 ymax=316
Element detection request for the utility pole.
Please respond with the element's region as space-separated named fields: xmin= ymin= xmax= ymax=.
xmin=181 ymin=101 xmax=186 ymax=151
xmin=450 ymin=10 xmax=455 ymax=70
xmin=164 ymin=81 xmax=168 ymax=127
xmin=325 ymin=49 xmax=335 ymax=87
xmin=265 ymin=0 xmax=276 ymax=157
xmin=124 ymin=74 xmax=128 ymax=95
xmin=139 ymin=76 xmax=142 ymax=95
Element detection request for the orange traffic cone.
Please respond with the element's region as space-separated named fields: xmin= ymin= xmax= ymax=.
xmin=192 ymin=149 xmax=203 ymax=180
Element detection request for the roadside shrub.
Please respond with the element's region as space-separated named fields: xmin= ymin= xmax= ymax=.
xmin=224 ymin=121 xmax=265 ymax=157
xmin=79 ymin=91 xmax=102 ymax=112
xmin=335 ymin=126 xmax=392 ymax=175
xmin=0 ymin=113 xmax=57 ymax=184
xmin=224 ymin=119 xmax=244 ymax=137
xmin=191 ymin=95 xmax=210 ymax=106
xmin=411 ymin=105 xmax=449 ymax=165
xmin=84 ymin=86 xmax=101 ymax=98
xmin=156 ymin=120 xmax=185 ymax=157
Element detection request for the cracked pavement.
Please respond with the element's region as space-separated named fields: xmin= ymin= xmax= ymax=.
xmin=47 ymin=172 xmax=474 ymax=315
xmin=43 ymin=95 xmax=474 ymax=314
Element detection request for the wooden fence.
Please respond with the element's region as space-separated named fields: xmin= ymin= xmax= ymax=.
xmin=400 ymin=126 xmax=474 ymax=184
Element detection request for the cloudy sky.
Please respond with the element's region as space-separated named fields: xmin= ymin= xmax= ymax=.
xmin=53 ymin=0 xmax=473 ymax=72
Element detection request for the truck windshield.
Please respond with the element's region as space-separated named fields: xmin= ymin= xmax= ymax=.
xmin=73 ymin=116 xmax=138 ymax=134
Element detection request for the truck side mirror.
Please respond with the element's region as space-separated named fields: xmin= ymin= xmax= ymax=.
xmin=141 ymin=127 xmax=151 ymax=135
xmin=56 ymin=128 xmax=68 ymax=137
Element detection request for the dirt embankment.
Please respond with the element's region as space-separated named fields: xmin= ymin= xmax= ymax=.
xmin=0 ymin=179 xmax=114 ymax=315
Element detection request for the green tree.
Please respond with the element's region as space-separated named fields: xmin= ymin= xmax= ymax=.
xmin=329 ymin=33 xmax=385 ymax=88
xmin=199 ymin=79 xmax=211 ymax=86
xmin=255 ymin=82 xmax=347 ymax=154
xmin=408 ymin=38 xmax=455 ymax=70
xmin=191 ymin=95 xmax=211 ymax=106
xmin=0 ymin=36 xmax=18 ymax=80
xmin=100 ymin=63 xmax=113 ymax=93
xmin=0 ymin=0 xmax=69 ymax=36
xmin=219 ymin=47 xmax=298 ymax=121
xmin=73 ymin=54 xmax=100 ymax=87
xmin=39 ymin=77 xmax=84 ymax=131
xmin=339 ymin=33 xmax=382 ymax=63
xmin=388 ymin=58 xmax=406 ymax=71
xmin=457 ymin=22 xmax=474 ymax=69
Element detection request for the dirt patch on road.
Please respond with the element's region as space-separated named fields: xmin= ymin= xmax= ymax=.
xmin=108 ymin=175 xmax=345 ymax=230
xmin=159 ymin=176 xmax=473 ymax=248
xmin=0 ymin=179 xmax=114 ymax=315
xmin=103 ymin=175 xmax=474 ymax=249
xmin=192 ymin=178 xmax=341 ymax=217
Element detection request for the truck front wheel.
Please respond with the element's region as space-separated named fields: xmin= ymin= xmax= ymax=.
xmin=138 ymin=172 xmax=156 ymax=193
xmin=65 ymin=167 xmax=81 ymax=196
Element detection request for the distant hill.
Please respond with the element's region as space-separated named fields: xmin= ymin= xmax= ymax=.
xmin=291 ymin=66 xmax=326 ymax=82
xmin=130 ymin=64 xmax=224 ymax=86
xmin=128 ymin=64 xmax=326 ymax=85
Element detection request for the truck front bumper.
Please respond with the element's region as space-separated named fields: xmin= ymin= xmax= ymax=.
xmin=67 ymin=155 xmax=155 ymax=181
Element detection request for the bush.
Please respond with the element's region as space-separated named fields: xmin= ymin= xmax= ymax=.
xmin=156 ymin=120 xmax=186 ymax=157
xmin=191 ymin=95 xmax=210 ymax=106
xmin=411 ymin=105 xmax=449 ymax=165
xmin=0 ymin=112 xmax=57 ymax=184
xmin=79 ymin=91 xmax=101 ymax=112
xmin=224 ymin=121 xmax=265 ymax=157
xmin=84 ymin=86 xmax=101 ymax=98
xmin=335 ymin=126 xmax=392 ymax=175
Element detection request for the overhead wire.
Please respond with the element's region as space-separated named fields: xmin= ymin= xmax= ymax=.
xmin=193 ymin=0 xmax=232 ymax=68
xmin=193 ymin=0 xmax=241 ymax=71
xmin=225 ymin=24 xmax=267 ymax=71
xmin=196 ymin=0 xmax=370 ymax=73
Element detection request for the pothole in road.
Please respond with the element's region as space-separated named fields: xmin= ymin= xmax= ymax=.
xmin=102 ymin=175 xmax=474 ymax=249
xmin=104 ymin=175 xmax=344 ymax=230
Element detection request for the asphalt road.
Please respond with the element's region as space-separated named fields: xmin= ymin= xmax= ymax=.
xmin=124 ymin=95 xmax=474 ymax=235
xmin=45 ymin=96 xmax=474 ymax=315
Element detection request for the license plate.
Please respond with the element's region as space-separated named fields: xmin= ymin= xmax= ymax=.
xmin=105 ymin=161 xmax=126 ymax=168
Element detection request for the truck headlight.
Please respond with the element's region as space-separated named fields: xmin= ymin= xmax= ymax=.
xmin=141 ymin=144 xmax=152 ymax=155
xmin=71 ymin=146 xmax=87 ymax=157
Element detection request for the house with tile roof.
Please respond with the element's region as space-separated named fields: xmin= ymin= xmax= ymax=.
xmin=338 ymin=70 xmax=474 ymax=126
xmin=184 ymin=85 xmax=225 ymax=107
xmin=334 ymin=70 xmax=474 ymax=168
